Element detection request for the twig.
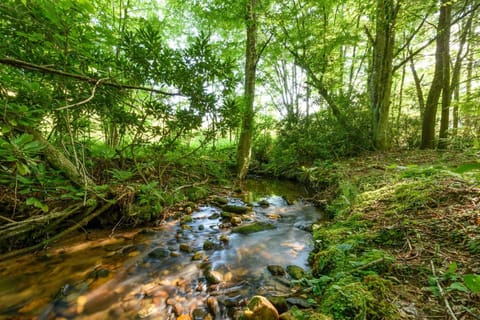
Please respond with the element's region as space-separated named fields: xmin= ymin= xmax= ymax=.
xmin=0 ymin=215 xmax=16 ymax=223
xmin=430 ymin=260 xmax=458 ymax=320
xmin=109 ymin=216 xmax=124 ymax=238
xmin=173 ymin=177 xmax=209 ymax=193
xmin=56 ymin=78 xmax=108 ymax=110
xmin=354 ymin=258 xmax=385 ymax=272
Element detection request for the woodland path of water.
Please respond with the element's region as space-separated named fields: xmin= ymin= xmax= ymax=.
xmin=0 ymin=179 xmax=323 ymax=320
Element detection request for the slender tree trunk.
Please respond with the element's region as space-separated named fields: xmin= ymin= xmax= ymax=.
xmin=451 ymin=8 xmax=475 ymax=136
xmin=437 ymin=1 xmax=452 ymax=149
xmin=237 ymin=0 xmax=257 ymax=180
xmin=370 ymin=0 xmax=397 ymax=150
xmin=420 ymin=0 xmax=449 ymax=149
xmin=409 ymin=55 xmax=425 ymax=117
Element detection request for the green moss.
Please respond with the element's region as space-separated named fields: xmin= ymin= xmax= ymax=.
xmin=232 ymin=222 xmax=275 ymax=234
xmin=320 ymin=276 xmax=371 ymax=320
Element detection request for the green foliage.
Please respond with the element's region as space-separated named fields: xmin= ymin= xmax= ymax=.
xmin=263 ymin=107 xmax=372 ymax=177
xmin=463 ymin=274 xmax=480 ymax=293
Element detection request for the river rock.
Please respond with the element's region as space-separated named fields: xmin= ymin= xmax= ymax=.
xmin=148 ymin=248 xmax=170 ymax=259
xmin=179 ymin=243 xmax=193 ymax=253
xmin=207 ymin=296 xmax=220 ymax=317
xmin=232 ymin=222 xmax=275 ymax=234
xmin=268 ymin=296 xmax=288 ymax=314
xmin=221 ymin=211 xmax=234 ymax=219
xmin=192 ymin=307 xmax=209 ymax=319
xmin=218 ymin=294 xmax=244 ymax=307
xmin=181 ymin=215 xmax=193 ymax=224
xmin=258 ymin=199 xmax=270 ymax=207
xmin=286 ymin=265 xmax=306 ymax=280
xmin=286 ymin=297 xmax=311 ymax=308
xmin=267 ymin=265 xmax=285 ymax=276
xmin=212 ymin=196 xmax=229 ymax=205
xmin=192 ymin=251 xmax=205 ymax=260
xmin=208 ymin=213 xmax=220 ymax=219
xmin=244 ymin=295 xmax=279 ymax=320
xmin=203 ymin=240 xmax=215 ymax=250
xmin=231 ymin=216 xmax=242 ymax=226
xmin=221 ymin=205 xmax=250 ymax=214
xmin=219 ymin=234 xmax=229 ymax=243
xmin=205 ymin=270 xmax=223 ymax=284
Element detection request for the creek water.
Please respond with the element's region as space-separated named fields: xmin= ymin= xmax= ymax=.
xmin=0 ymin=179 xmax=322 ymax=319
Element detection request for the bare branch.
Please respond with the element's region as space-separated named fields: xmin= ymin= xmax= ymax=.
xmin=56 ymin=78 xmax=109 ymax=111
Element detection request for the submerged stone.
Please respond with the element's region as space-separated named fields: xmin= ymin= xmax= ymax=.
xmin=148 ymin=248 xmax=170 ymax=259
xmin=232 ymin=222 xmax=276 ymax=234
xmin=267 ymin=265 xmax=286 ymax=276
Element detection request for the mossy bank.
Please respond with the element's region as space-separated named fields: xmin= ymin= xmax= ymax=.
xmin=295 ymin=150 xmax=480 ymax=319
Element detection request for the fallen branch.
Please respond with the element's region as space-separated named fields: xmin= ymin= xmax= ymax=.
xmin=430 ymin=260 xmax=458 ymax=320
xmin=0 ymin=201 xmax=113 ymax=260
xmin=173 ymin=177 xmax=210 ymax=193
xmin=0 ymin=57 xmax=182 ymax=97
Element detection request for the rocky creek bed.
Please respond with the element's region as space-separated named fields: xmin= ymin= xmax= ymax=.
xmin=0 ymin=179 xmax=322 ymax=320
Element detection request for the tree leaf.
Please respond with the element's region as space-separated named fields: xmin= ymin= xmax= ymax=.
xmin=464 ymin=274 xmax=480 ymax=293
xmin=447 ymin=282 xmax=469 ymax=293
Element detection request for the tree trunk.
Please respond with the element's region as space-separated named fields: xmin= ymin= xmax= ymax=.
xmin=450 ymin=7 xmax=475 ymax=136
xmin=409 ymin=56 xmax=425 ymax=117
xmin=23 ymin=127 xmax=94 ymax=187
xmin=420 ymin=0 xmax=449 ymax=149
xmin=370 ymin=0 xmax=397 ymax=150
xmin=437 ymin=1 xmax=452 ymax=149
xmin=236 ymin=0 xmax=257 ymax=180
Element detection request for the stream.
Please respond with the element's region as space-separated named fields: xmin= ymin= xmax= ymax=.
xmin=0 ymin=179 xmax=323 ymax=319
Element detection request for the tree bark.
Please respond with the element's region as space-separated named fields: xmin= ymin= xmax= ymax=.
xmin=437 ymin=1 xmax=452 ymax=149
xmin=370 ymin=0 xmax=397 ymax=150
xmin=237 ymin=0 xmax=257 ymax=180
xmin=420 ymin=0 xmax=450 ymax=149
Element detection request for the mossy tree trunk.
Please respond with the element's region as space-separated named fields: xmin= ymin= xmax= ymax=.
xmin=421 ymin=0 xmax=450 ymax=149
xmin=369 ymin=0 xmax=398 ymax=150
xmin=237 ymin=0 xmax=257 ymax=181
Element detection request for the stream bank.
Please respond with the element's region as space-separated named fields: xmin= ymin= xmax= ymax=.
xmin=299 ymin=150 xmax=480 ymax=319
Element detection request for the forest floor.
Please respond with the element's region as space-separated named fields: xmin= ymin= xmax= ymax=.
xmin=301 ymin=150 xmax=480 ymax=320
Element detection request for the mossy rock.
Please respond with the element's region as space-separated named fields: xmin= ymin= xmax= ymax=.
xmin=212 ymin=196 xmax=229 ymax=205
xmin=203 ymin=240 xmax=215 ymax=250
xmin=221 ymin=204 xmax=250 ymax=214
xmin=180 ymin=215 xmax=193 ymax=224
xmin=286 ymin=265 xmax=306 ymax=280
xmin=232 ymin=222 xmax=275 ymax=234
xmin=244 ymin=295 xmax=279 ymax=320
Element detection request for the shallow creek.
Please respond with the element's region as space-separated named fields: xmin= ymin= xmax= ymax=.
xmin=0 ymin=179 xmax=322 ymax=319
